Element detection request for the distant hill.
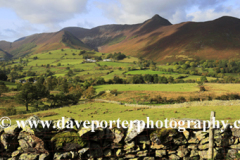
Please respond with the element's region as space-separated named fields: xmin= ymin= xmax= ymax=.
xmin=0 ymin=30 xmax=92 ymax=58
xmin=1 ymin=15 xmax=240 ymax=62
xmin=14 ymin=37 xmax=26 ymax=42
xmin=0 ymin=48 xmax=12 ymax=59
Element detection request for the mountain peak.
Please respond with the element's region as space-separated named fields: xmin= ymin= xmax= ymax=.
xmin=152 ymin=14 xmax=162 ymax=19
xmin=144 ymin=14 xmax=172 ymax=26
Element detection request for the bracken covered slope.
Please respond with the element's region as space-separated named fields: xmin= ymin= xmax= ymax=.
xmin=0 ymin=30 xmax=92 ymax=58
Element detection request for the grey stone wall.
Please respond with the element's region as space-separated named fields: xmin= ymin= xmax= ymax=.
xmin=0 ymin=116 xmax=239 ymax=160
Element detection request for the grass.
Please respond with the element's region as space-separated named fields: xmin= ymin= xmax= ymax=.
xmin=0 ymin=80 xmax=17 ymax=89
xmin=126 ymin=70 xmax=177 ymax=75
xmin=204 ymin=83 xmax=240 ymax=93
xmin=9 ymin=101 xmax=240 ymax=124
xmin=108 ymin=36 xmax=126 ymax=46
xmin=28 ymin=59 xmax=57 ymax=66
xmin=94 ymin=83 xmax=199 ymax=93
xmin=102 ymin=70 xmax=126 ymax=80
xmin=98 ymin=61 xmax=133 ymax=67
xmin=183 ymin=75 xmax=217 ymax=81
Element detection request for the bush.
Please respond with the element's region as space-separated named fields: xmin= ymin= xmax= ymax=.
xmin=176 ymin=96 xmax=186 ymax=103
xmin=110 ymin=89 xmax=118 ymax=96
xmin=207 ymin=95 xmax=213 ymax=101
xmin=199 ymin=86 xmax=206 ymax=91
xmin=18 ymin=111 xmax=27 ymax=114
xmin=216 ymin=95 xmax=229 ymax=100
xmin=42 ymin=105 xmax=49 ymax=110
xmin=98 ymin=91 xmax=105 ymax=96
xmin=3 ymin=105 xmax=17 ymax=116
xmin=228 ymin=94 xmax=240 ymax=100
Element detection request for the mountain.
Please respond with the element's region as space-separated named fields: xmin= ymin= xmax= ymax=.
xmin=62 ymin=15 xmax=240 ymax=62
xmin=1 ymin=14 xmax=240 ymax=62
xmin=0 ymin=30 xmax=92 ymax=58
xmin=62 ymin=14 xmax=172 ymax=51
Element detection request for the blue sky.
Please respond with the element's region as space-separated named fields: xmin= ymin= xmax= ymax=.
xmin=0 ymin=0 xmax=239 ymax=42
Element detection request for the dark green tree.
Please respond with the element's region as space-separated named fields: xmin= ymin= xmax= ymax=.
xmin=0 ymin=82 xmax=8 ymax=97
xmin=35 ymin=78 xmax=50 ymax=108
xmin=15 ymin=82 xmax=37 ymax=111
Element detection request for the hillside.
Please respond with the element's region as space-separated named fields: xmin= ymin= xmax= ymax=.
xmin=0 ymin=48 xmax=12 ymax=59
xmin=0 ymin=30 xmax=92 ymax=58
xmin=63 ymin=15 xmax=240 ymax=62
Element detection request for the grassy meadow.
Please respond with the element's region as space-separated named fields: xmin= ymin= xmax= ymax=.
xmin=94 ymin=83 xmax=199 ymax=92
xmin=8 ymin=102 xmax=240 ymax=125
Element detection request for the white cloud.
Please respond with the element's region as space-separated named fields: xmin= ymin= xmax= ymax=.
xmin=0 ymin=20 xmax=47 ymax=42
xmin=95 ymin=0 xmax=235 ymax=24
xmin=188 ymin=7 xmax=240 ymax=22
xmin=0 ymin=0 xmax=89 ymax=26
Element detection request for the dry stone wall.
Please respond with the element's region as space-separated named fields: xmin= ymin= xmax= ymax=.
xmin=0 ymin=116 xmax=240 ymax=160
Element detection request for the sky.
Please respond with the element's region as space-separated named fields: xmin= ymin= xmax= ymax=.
xmin=0 ymin=0 xmax=240 ymax=42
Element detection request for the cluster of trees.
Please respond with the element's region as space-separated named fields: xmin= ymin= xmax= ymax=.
xmin=134 ymin=58 xmax=156 ymax=70
xmin=83 ymin=74 xmax=208 ymax=86
xmin=0 ymin=82 xmax=8 ymax=97
xmin=162 ymin=59 xmax=240 ymax=83
xmin=0 ymin=71 xmax=7 ymax=81
xmin=107 ymin=52 xmax=126 ymax=60
xmin=15 ymin=76 xmax=96 ymax=111
xmin=168 ymin=59 xmax=240 ymax=74
xmin=83 ymin=55 xmax=102 ymax=61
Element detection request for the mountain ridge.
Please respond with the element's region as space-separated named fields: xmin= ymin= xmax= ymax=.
xmin=1 ymin=14 xmax=240 ymax=62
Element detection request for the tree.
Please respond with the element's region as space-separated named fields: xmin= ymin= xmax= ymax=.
xmin=167 ymin=76 xmax=174 ymax=83
xmin=0 ymin=82 xmax=8 ymax=97
xmin=200 ymin=76 xmax=208 ymax=82
xmin=19 ymin=57 xmax=23 ymax=63
xmin=190 ymin=62 xmax=196 ymax=68
xmin=79 ymin=50 xmax=86 ymax=55
xmin=35 ymin=79 xmax=50 ymax=108
xmin=132 ymin=75 xmax=144 ymax=84
xmin=15 ymin=82 xmax=37 ymax=111
xmin=66 ymin=70 xmax=74 ymax=76
xmin=58 ymin=79 xmax=69 ymax=93
xmin=0 ymin=72 xmax=8 ymax=81
xmin=95 ymin=77 xmax=105 ymax=85
xmin=83 ymin=86 xmax=96 ymax=99
xmin=159 ymin=76 xmax=168 ymax=84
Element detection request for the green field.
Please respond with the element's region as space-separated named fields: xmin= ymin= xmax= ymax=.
xmin=0 ymin=80 xmax=17 ymax=89
xmin=9 ymin=102 xmax=240 ymax=124
xmin=94 ymin=83 xmax=199 ymax=93
xmin=126 ymin=70 xmax=177 ymax=75
xmin=102 ymin=70 xmax=126 ymax=80
xmin=204 ymin=83 xmax=240 ymax=93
